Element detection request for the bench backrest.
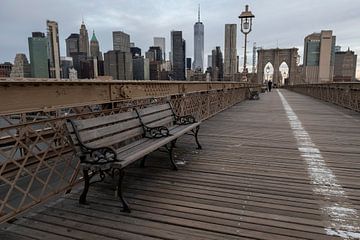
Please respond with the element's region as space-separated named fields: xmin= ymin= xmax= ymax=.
xmin=66 ymin=110 xmax=142 ymax=150
xmin=136 ymin=103 xmax=176 ymax=128
xmin=66 ymin=103 xmax=176 ymax=150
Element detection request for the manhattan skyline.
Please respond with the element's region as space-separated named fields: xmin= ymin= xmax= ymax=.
xmin=1 ymin=0 xmax=360 ymax=76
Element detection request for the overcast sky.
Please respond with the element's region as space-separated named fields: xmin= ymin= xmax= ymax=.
xmin=1 ymin=0 xmax=360 ymax=75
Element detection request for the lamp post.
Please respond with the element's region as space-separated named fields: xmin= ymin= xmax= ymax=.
xmin=239 ymin=5 xmax=255 ymax=81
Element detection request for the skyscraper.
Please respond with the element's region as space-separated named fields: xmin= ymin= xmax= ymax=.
xmin=66 ymin=33 xmax=79 ymax=57
xmin=334 ymin=48 xmax=357 ymax=82
xmin=113 ymin=31 xmax=130 ymax=52
xmin=79 ymin=21 xmax=90 ymax=56
xmin=28 ymin=32 xmax=49 ymax=78
xmin=130 ymin=47 xmax=141 ymax=58
xmin=208 ymin=55 xmax=212 ymax=68
xmin=193 ymin=5 xmax=204 ymax=72
xmin=61 ymin=56 xmax=73 ymax=79
xmin=303 ymin=30 xmax=336 ymax=83
xmin=171 ymin=31 xmax=185 ymax=80
xmin=212 ymin=46 xmax=223 ymax=81
xmin=147 ymin=47 xmax=162 ymax=62
xmin=224 ymin=24 xmax=237 ymax=79
xmin=10 ymin=53 xmax=31 ymax=78
xmin=90 ymin=31 xmax=102 ymax=60
xmin=47 ymin=20 xmax=61 ymax=79
xmin=0 ymin=62 xmax=12 ymax=77
xmin=104 ymin=50 xmax=133 ymax=80
xmin=154 ymin=37 xmax=166 ymax=61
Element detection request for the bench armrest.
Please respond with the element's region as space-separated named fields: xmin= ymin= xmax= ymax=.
xmin=83 ymin=146 xmax=118 ymax=165
xmin=134 ymin=108 xmax=171 ymax=139
xmin=174 ymin=115 xmax=196 ymax=125
xmin=143 ymin=125 xmax=171 ymax=139
xmin=167 ymin=101 xmax=197 ymax=125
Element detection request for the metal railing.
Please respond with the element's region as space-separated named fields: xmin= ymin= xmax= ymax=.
xmin=285 ymin=83 xmax=360 ymax=112
xmin=0 ymin=79 xmax=259 ymax=223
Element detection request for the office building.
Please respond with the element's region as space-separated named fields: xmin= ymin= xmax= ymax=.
xmin=79 ymin=21 xmax=89 ymax=56
xmin=186 ymin=58 xmax=192 ymax=70
xmin=146 ymin=47 xmax=163 ymax=80
xmin=130 ymin=47 xmax=141 ymax=58
xmin=224 ymin=24 xmax=237 ymax=79
xmin=171 ymin=31 xmax=185 ymax=80
xmin=334 ymin=48 xmax=357 ymax=82
xmin=303 ymin=30 xmax=336 ymax=83
xmin=71 ymin=52 xmax=87 ymax=76
xmin=193 ymin=5 xmax=204 ymax=72
xmin=47 ymin=20 xmax=61 ymax=79
xmin=104 ymin=50 xmax=133 ymax=80
xmin=212 ymin=46 xmax=223 ymax=81
xmin=113 ymin=31 xmax=130 ymax=52
xmin=90 ymin=31 xmax=102 ymax=60
xmin=61 ymin=57 xmax=73 ymax=79
xmin=154 ymin=37 xmax=166 ymax=61
xmin=133 ymin=57 xmax=146 ymax=80
xmin=144 ymin=58 xmax=150 ymax=80
xmin=0 ymin=62 xmax=12 ymax=77
xmin=147 ymin=47 xmax=162 ymax=62
xmin=28 ymin=32 xmax=49 ymax=78
xmin=10 ymin=53 xmax=31 ymax=78
xmin=66 ymin=33 xmax=79 ymax=57
xmin=208 ymin=55 xmax=212 ymax=68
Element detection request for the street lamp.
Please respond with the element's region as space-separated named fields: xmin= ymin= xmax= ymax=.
xmin=239 ymin=5 xmax=255 ymax=81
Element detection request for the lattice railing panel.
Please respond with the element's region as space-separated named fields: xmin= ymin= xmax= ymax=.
xmin=0 ymin=87 xmax=251 ymax=223
xmin=286 ymin=83 xmax=360 ymax=112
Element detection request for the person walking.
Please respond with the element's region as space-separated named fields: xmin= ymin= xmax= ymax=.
xmin=268 ymin=80 xmax=273 ymax=92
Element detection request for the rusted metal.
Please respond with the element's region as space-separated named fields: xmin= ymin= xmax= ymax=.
xmin=285 ymin=83 xmax=360 ymax=112
xmin=0 ymin=79 xmax=255 ymax=115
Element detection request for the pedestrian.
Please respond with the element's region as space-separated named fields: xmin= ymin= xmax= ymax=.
xmin=268 ymin=80 xmax=273 ymax=92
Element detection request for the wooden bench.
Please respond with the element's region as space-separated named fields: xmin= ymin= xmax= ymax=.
xmin=248 ymin=87 xmax=260 ymax=100
xmin=66 ymin=102 xmax=201 ymax=212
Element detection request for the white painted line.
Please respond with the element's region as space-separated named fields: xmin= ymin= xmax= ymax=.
xmin=277 ymin=90 xmax=360 ymax=239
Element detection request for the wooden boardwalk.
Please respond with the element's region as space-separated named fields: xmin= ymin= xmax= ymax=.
xmin=1 ymin=89 xmax=360 ymax=240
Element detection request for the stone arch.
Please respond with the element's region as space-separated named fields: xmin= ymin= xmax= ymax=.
xmin=257 ymin=48 xmax=299 ymax=85
xmin=263 ymin=62 xmax=274 ymax=83
xmin=279 ymin=61 xmax=289 ymax=85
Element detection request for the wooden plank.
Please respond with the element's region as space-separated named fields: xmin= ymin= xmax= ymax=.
xmin=137 ymin=104 xmax=171 ymax=116
xmin=80 ymin=118 xmax=141 ymax=143
xmin=140 ymin=110 xmax=174 ymax=125
xmin=75 ymin=111 xmax=136 ymax=130
xmin=88 ymin=127 xmax=143 ymax=148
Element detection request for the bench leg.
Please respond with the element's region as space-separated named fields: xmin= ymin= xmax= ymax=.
xmin=79 ymin=169 xmax=90 ymax=205
xmin=140 ymin=155 xmax=147 ymax=168
xmin=194 ymin=126 xmax=202 ymax=149
xmin=166 ymin=143 xmax=178 ymax=171
xmin=117 ymin=169 xmax=131 ymax=213
xmin=171 ymin=139 xmax=177 ymax=148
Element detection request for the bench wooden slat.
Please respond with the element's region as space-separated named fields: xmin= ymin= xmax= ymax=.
xmin=137 ymin=103 xmax=171 ymax=116
xmin=87 ymin=127 xmax=143 ymax=148
xmin=140 ymin=109 xmax=174 ymax=125
xmin=147 ymin=116 xmax=174 ymax=128
xmin=79 ymin=118 xmax=141 ymax=143
xmin=115 ymin=123 xmax=200 ymax=164
xmin=75 ymin=111 xmax=136 ymax=130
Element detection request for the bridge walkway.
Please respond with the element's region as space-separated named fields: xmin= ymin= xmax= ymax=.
xmin=1 ymin=89 xmax=359 ymax=240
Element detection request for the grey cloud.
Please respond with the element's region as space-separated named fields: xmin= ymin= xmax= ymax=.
xmin=1 ymin=0 xmax=360 ymax=74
